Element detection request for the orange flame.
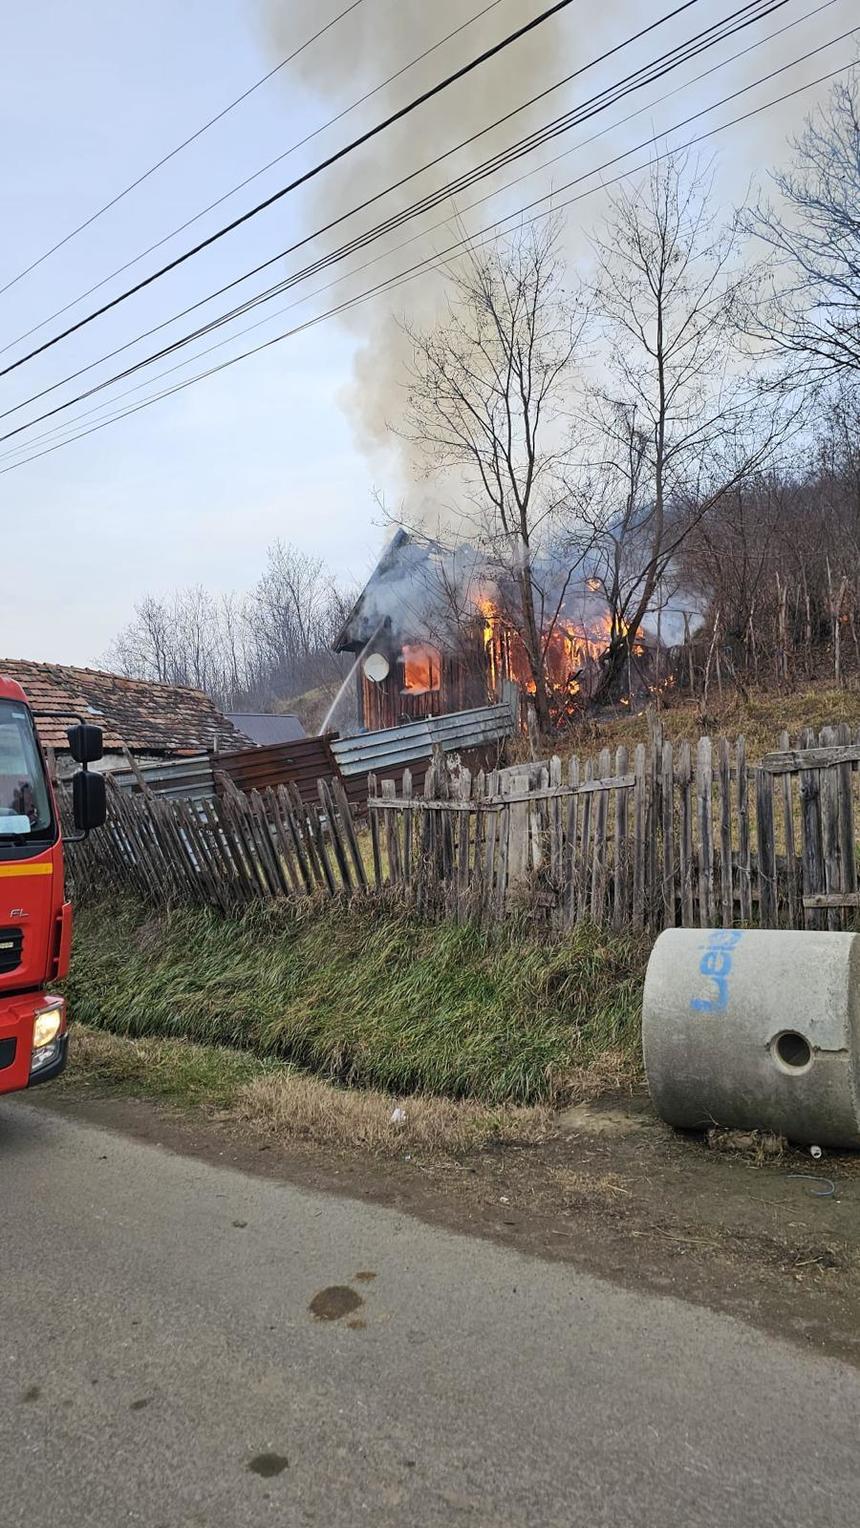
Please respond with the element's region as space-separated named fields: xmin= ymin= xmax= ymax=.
xmin=402 ymin=643 xmax=440 ymax=692
xmin=476 ymin=591 xmax=655 ymax=719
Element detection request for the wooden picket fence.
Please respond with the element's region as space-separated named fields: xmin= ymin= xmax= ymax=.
xmin=368 ymin=719 xmax=860 ymax=931
xmin=63 ymin=719 xmax=860 ymax=932
xmin=63 ymin=773 xmax=371 ymax=915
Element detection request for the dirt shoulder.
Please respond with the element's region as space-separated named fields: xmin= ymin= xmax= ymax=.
xmin=34 ymin=1067 xmax=860 ymax=1369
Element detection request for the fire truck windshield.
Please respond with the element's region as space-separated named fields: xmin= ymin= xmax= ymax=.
xmin=0 ymin=700 xmax=53 ymax=838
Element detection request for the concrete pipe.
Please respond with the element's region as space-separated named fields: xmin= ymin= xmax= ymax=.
xmin=642 ymin=928 xmax=860 ymax=1149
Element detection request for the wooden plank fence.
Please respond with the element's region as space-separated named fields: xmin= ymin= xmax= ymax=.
xmin=366 ymin=719 xmax=860 ymax=929
xmin=63 ymin=721 xmax=860 ymax=933
xmin=62 ymin=772 xmax=367 ymax=914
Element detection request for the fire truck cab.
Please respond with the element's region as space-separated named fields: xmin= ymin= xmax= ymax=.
xmin=0 ymin=676 xmax=105 ymax=1096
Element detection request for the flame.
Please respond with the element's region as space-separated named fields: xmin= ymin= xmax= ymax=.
xmin=474 ymin=589 xmax=658 ymax=723
xmin=401 ymin=643 xmax=440 ymax=693
xmin=477 ymin=598 xmax=497 ymax=693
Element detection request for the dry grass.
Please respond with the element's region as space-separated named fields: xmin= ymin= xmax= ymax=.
xmin=65 ymin=1027 xmax=551 ymax=1157
xmin=544 ymin=1165 xmax=633 ymax=1207
xmin=706 ymin=1127 xmax=787 ymax=1166
xmin=555 ymin=1046 xmax=638 ymax=1103
xmin=236 ymin=1070 xmax=550 ymax=1156
xmin=518 ymin=683 xmax=860 ymax=767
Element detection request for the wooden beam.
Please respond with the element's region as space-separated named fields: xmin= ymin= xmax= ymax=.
xmin=761 ymin=746 xmax=860 ymax=774
xmin=367 ymin=775 xmax=635 ymax=810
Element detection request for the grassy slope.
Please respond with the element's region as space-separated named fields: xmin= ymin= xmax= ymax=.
xmin=66 ymin=898 xmax=647 ymax=1105
xmin=63 ymin=1028 xmax=550 ymax=1154
xmin=519 ymin=684 xmax=860 ymax=764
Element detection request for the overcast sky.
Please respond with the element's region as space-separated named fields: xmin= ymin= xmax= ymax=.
xmin=1 ymin=0 xmax=856 ymax=667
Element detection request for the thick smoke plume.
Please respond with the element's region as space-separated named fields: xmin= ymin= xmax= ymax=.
xmin=256 ymin=0 xmax=848 ymax=517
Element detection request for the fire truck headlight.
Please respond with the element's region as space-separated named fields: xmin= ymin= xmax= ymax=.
xmin=33 ymin=998 xmax=65 ymax=1050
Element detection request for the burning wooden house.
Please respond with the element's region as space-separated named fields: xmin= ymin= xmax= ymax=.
xmin=333 ymin=531 xmax=489 ymax=730
xmin=334 ymin=530 xmax=664 ymax=731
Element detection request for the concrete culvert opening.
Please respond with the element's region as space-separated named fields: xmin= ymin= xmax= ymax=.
xmin=773 ymin=1031 xmax=813 ymax=1072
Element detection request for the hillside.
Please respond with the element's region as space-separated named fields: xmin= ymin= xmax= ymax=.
xmin=529 ymin=684 xmax=860 ymax=765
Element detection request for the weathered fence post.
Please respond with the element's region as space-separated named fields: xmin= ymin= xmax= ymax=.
xmin=756 ymin=767 xmax=777 ymax=929
xmin=632 ymin=744 xmax=647 ymax=931
xmin=736 ymin=737 xmax=752 ymax=924
xmin=696 ymin=737 xmax=715 ymax=929
xmin=800 ymin=728 xmax=825 ymax=930
xmin=661 ymin=739 xmax=675 ymax=929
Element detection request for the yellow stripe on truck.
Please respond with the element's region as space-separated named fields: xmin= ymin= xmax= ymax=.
xmin=0 ymin=863 xmax=53 ymax=877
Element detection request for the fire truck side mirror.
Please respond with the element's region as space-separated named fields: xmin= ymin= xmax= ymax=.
xmin=67 ymin=722 xmax=103 ymax=764
xmin=72 ymin=770 xmax=107 ymax=834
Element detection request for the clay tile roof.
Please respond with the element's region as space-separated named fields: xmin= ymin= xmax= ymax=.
xmin=0 ymin=659 xmax=251 ymax=754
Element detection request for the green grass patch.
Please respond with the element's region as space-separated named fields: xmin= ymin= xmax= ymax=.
xmin=66 ymin=898 xmax=647 ymax=1105
xmin=61 ymin=1026 xmax=281 ymax=1108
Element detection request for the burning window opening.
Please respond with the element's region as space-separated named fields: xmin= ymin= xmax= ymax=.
xmin=401 ymin=643 xmax=441 ymax=694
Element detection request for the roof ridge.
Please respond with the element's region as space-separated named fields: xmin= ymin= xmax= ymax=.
xmin=0 ymin=656 xmax=220 ymax=701
xmin=1 ymin=657 xmax=249 ymax=752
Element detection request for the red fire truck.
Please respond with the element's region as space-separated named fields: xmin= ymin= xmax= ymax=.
xmin=0 ymin=675 xmax=105 ymax=1095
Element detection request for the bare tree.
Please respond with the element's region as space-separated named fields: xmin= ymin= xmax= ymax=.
xmin=583 ymin=151 xmax=785 ymax=700
xmin=402 ymin=222 xmax=589 ymax=730
xmin=105 ymin=544 xmax=352 ymax=719
xmin=107 ymin=586 xmax=225 ymax=694
xmin=109 ymin=594 xmax=175 ymax=685
xmin=248 ymin=541 xmax=349 ymax=705
xmin=745 ymin=72 xmax=860 ymax=385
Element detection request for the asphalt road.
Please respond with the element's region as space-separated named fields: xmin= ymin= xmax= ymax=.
xmin=1 ymin=1100 xmax=858 ymax=1528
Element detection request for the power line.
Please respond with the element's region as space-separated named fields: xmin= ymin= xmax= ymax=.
xmin=2 ymin=53 xmax=853 ymax=476
xmin=2 ymin=0 xmax=779 ymax=425
xmin=0 ymin=0 xmax=714 ymax=421
xmin=118 ymin=0 xmax=792 ymax=371
xmin=0 ymin=0 xmax=817 ymax=435
xmin=4 ymin=1 xmax=839 ymax=450
xmin=0 ymin=0 xmax=581 ymax=379
xmin=14 ymin=0 xmax=839 ymax=461
xmin=6 ymin=2 xmax=834 ymax=457
xmin=12 ymin=0 xmax=777 ymax=388
xmin=0 ymin=0 xmax=509 ymax=358
xmin=0 ymin=0 xmax=368 ymax=300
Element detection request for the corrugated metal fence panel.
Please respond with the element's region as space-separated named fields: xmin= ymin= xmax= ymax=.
xmin=332 ymin=702 xmax=515 ymax=778
xmin=427 ymin=703 xmax=516 ymax=751
xmin=331 ymin=721 xmax=432 ymax=777
xmin=214 ymin=734 xmax=340 ymax=804
xmin=112 ymin=755 xmax=216 ymax=802
xmin=207 ymin=702 xmax=516 ymax=819
xmin=331 ymin=701 xmax=516 ymax=810
xmin=342 ymin=759 xmax=430 ymax=810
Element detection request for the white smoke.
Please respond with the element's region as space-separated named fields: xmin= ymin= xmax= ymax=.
xmin=254 ymin=0 xmax=851 ymax=514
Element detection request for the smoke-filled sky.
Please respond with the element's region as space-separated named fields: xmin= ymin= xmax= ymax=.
xmin=1 ymin=0 xmax=856 ymax=664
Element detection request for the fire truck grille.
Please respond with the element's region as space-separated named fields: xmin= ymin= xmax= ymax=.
xmin=0 ymin=927 xmax=23 ymax=974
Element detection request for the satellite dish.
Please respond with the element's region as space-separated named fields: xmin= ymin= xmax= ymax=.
xmin=363 ymin=652 xmax=390 ymax=683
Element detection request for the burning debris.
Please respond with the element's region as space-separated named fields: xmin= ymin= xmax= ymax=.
xmin=478 ymin=597 xmax=656 ymax=726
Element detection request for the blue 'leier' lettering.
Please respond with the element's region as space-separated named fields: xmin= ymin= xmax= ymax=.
xmin=690 ymin=929 xmax=742 ymax=1013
